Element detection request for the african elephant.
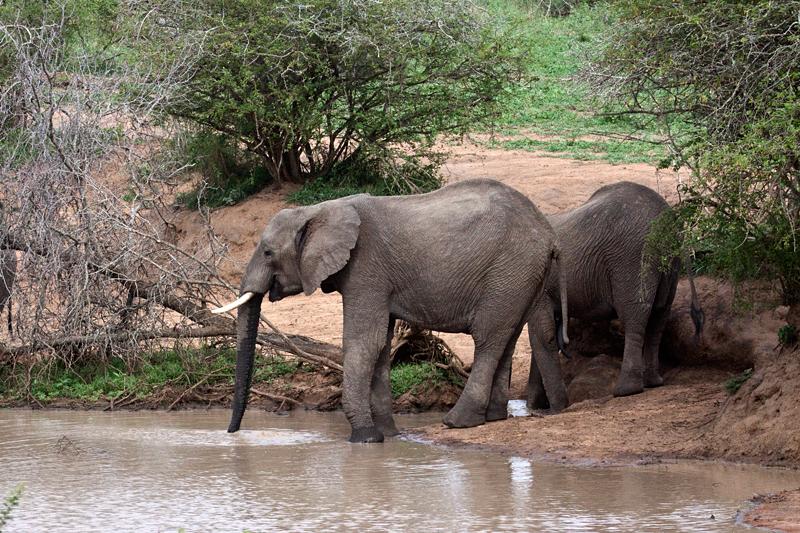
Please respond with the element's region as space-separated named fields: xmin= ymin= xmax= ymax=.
xmin=526 ymin=181 xmax=702 ymax=412
xmin=214 ymin=178 xmax=567 ymax=443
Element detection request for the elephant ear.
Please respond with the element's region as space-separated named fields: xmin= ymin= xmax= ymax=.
xmin=297 ymin=202 xmax=361 ymax=296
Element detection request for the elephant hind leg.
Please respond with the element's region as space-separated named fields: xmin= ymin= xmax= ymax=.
xmin=613 ymin=305 xmax=649 ymax=397
xmin=643 ymin=313 xmax=666 ymax=389
xmin=485 ymin=327 xmax=524 ymax=422
xmin=643 ymin=271 xmax=678 ymax=388
xmin=527 ymin=300 xmax=568 ymax=412
xmin=526 ymin=354 xmax=550 ymax=410
xmin=612 ymin=328 xmax=646 ymax=397
xmin=442 ymin=327 xmax=517 ymax=428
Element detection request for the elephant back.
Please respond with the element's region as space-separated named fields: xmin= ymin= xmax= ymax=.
xmin=544 ymin=181 xmax=672 ymax=317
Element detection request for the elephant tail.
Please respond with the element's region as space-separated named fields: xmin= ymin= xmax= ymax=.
xmin=684 ymin=249 xmax=705 ymax=344
xmin=552 ymin=245 xmax=570 ymax=350
xmin=555 ymin=316 xmax=573 ymax=359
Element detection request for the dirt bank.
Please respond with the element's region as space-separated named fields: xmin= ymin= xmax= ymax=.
xmin=171 ymin=141 xmax=800 ymax=530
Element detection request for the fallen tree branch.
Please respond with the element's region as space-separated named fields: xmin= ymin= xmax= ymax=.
xmin=249 ymin=387 xmax=304 ymax=406
xmin=259 ymin=312 xmax=344 ymax=373
xmin=0 ymin=325 xmax=237 ymax=358
xmin=0 ymin=322 xmax=346 ymax=369
xmin=166 ymin=371 xmax=225 ymax=411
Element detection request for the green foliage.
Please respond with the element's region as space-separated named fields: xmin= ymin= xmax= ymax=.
xmin=0 ymin=346 xmax=298 ymax=402
xmin=390 ymin=362 xmax=456 ymax=398
xmin=778 ymin=325 xmax=799 ymax=348
xmin=723 ymin=368 xmax=753 ymax=395
xmin=581 ymin=0 xmax=800 ymax=305
xmin=131 ymin=0 xmax=524 ymax=188
xmin=288 ymin=180 xmax=365 ymax=207
xmin=0 ymin=484 xmax=23 ymax=532
xmin=0 ymin=0 xmax=121 ymax=83
xmin=174 ymin=130 xmax=273 ymax=208
xmin=288 ymin=152 xmax=443 ymax=205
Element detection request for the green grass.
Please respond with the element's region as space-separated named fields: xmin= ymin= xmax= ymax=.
xmin=479 ymin=2 xmax=669 ymax=165
xmin=0 ymin=346 xmax=299 ymax=403
xmin=389 ymin=362 xmax=462 ymax=398
xmin=723 ymin=368 xmax=753 ymax=395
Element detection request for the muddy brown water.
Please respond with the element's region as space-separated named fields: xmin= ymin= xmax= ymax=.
xmin=1 ymin=408 xmax=799 ymax=532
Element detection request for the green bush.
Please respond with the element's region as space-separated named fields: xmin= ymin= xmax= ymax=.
xmin=0 ymin=346 xmax=299 ymax=402
xmin=288 ymin=153 xmax=443 ymax=205
xmin=132 ymin=0 xmax=523 ymax=189
xmin=778 ymin=325 xmax=798 ymax=348
xmin=389 ymin=362 xmax=460 ymax=398
xmin=0 ymin=484 xmax=23 ymax=532
xmin=174 ymin=130 xmax=273 ymax=208
xmin=723 ymin=368 xmax=753 ymax=395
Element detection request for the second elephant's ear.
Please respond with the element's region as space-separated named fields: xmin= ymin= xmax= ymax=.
xmin=297 ymin=202 xmax=361 ymax=296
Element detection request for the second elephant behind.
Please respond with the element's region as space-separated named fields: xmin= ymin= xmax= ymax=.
xmin=527 ymin=181 xmax=702 ymax=412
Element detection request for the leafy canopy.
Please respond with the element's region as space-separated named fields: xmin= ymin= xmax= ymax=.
xmin=133 ymin=0 xmax=525 ymax=190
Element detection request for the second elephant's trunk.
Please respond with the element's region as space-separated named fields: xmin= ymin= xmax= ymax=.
xmin=228 ymin=293 xmax=265 ymax=433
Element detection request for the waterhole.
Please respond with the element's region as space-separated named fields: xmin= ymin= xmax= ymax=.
xmin=1 ymin=409 xmax=798 ymax=532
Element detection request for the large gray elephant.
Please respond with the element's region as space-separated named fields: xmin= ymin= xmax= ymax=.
xmin=214 ymin=178 xmax=567 ymax=443
xmin=526 ymin=181 xmax=702 ymax=412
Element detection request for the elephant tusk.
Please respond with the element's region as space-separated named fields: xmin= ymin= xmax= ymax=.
xmin=212 ymin=292 xmax=255 ymax=314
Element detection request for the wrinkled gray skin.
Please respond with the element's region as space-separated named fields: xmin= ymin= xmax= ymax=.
xmin=227 ymin=178 xmax=563 ymax=443
xmin=0 ymin=250 xmax=15 ymax=332
xmin=527 ymin=181 xmax=699 ymax=412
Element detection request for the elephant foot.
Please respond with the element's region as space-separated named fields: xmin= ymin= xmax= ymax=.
xmin=644 ymin=373 xmax=664 ymax=388
xmin=546 ymin=398 xmax=569 ymax=414
xmin=442 ymin=406 xmax=486 ymax=429
xmin=612 ymin=377 xmax=644 ymax=397
xmin=373 ymin=414 xmax=400 ymax=438
xmin=485 ymin=406 xmax=508 ymax=422
xmin=349 ymin=426 xmax=384 ymax=443
xmin=526 ymin=386 xmax=550 ymax=411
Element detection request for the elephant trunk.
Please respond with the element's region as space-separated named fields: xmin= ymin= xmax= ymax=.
xmin=228 ymin=293 xmax=265 ymax=433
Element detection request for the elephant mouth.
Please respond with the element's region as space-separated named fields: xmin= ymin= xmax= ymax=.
xmin=268 ymin=275 xmax=282 ymax=302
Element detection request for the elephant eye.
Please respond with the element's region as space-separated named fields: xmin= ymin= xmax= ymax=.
xmin=263 ymin=249 xmax=273 ymax=257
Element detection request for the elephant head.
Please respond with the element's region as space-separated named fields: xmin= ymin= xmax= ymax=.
xmin=214 ymin=199 xmax=361 ymax=433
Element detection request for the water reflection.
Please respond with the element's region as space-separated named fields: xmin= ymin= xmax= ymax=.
xmin=1 ymin=409 xmax=798 ymax=532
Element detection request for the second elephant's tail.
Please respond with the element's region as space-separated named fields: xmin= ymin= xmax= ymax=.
xmin=553 ymin=246 xmax=569 ymax=349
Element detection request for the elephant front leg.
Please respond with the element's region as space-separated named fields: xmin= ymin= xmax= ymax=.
xmin=342 ymin=310 xmax=389 ymax=443
xmin=370 ymin=318 xmax=399 ymax=437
